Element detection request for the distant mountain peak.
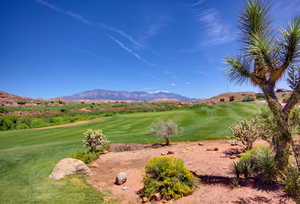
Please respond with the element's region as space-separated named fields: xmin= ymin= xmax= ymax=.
xmin=60 ymin=89 xmax=193 ymax=101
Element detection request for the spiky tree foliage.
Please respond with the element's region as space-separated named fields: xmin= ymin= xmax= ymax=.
xmin=225 ymin=0 xmax=300 ymax=170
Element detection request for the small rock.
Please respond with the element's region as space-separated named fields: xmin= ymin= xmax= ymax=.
xmin=115 ymin=172 xmax=127 ymax=185
xmin=150 ymin=193 xmax=161 ymax=201
xmin=198 ymin=143 xmax=204 ymax=146
xmin=161 ymin=152 xmax=167 ymax=156
xmin=167 ymin=151 xmax=174 ymax=155
xmin=206 ymin=148 xmax=218 ymax=151
xmin=142 ymin=197 xmax=148 ymax=203
xmin=230 ymin=156 xmax=236 ymax=159
xmin=122 ymin=186 xmax=128 ymax=190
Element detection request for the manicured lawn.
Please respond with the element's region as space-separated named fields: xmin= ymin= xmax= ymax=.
xmin=0 ymin=102 xmax=262 ymax=204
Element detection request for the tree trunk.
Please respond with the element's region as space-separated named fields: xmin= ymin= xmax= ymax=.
xmin=262 ymin=85 xmax=292 ymax=170
xmin=165 ymin=138 xmax=170 ymax=146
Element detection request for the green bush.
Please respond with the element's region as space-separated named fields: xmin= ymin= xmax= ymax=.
xmin=255 ymin=93 xmax=265 ymax=100
xmin=233 ymin=146 xmax=276 ymax=181
xmin=31 ymin=118 xmax=48 ymax=128
xmin=283 ymin=167 xmax=300 ymax=201
xmin=242 ymin=95 xmax=255 ymax=102
xmin=139 ymin=157 xmax=195 ymax=200
xmin=83 ymin=129 xmax=109 ymax=152
xmin=70 ymin=150 xmax=100 ymax=164
xmin=0 ymin=107 xmax=8 ymax=113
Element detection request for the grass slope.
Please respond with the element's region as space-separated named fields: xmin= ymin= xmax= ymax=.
xmin=0 ymin=102 xmax=261 ymax=204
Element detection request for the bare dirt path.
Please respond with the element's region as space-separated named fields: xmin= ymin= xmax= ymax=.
xmin=35 ymin=118 xmax=103 ymax=130
xmin=87 ymin=140 xmax=295 ymax=204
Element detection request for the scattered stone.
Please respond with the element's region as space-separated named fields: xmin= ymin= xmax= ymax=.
xmin=122 ymin=186 xmax=128 ymax=190
xmin=230 ymin=156 xmax=236 ymax=159
xmin=142 ymin=197 xmax=148 ymax=203
xmin=228 ymin=140 xmax=238 ymax=146
xmin=150 ymin=193 xmax=161 ymax=201
xmin=167 ymin=151 xmax=175 ymax=155
xmin=198 ymin=143 xmax=204 ymax=146
xmin=206 ymin=148 xmax=218 ymax=151
xmin=49 ymin=158 xmax=91 ymax=179
xmin=115 ymin=172 xmax=127 ymax=185
xmin=109 ymin=144 xmax=144 ymax=152
xmin=161 ymin=152 xmax=167 ymax=156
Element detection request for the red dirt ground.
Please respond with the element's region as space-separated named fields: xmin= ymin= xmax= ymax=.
xmin=87 ymin=140 xmax=295 ymax=204
xmin=35 ymin=118 xmax=103 ymax=129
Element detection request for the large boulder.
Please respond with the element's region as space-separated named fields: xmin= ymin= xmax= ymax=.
xmin=49 ymin=158 xmax=91 ymax=179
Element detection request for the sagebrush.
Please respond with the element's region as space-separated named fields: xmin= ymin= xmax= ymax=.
xmin=139 ymin=157 xmax=195 ymax=200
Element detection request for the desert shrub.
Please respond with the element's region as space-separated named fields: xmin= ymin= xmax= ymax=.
xmin=0 ymin=107 xmax=8 ymax=113
xmin=230 ymin=119 xmax=261 ymax=151
xmin=255 ymin=93 xmax=265 ymax=100
xmin=242 ymin=95 xmax=255 ymax=102
xmin=31 ymin=118 xmax=48 ymax=128
xmin=58 ymin=100 xmax=65 ymax=105
xmin=139 ymin=157 xmax=195 ymax=200
xmin=229 ymin=96 xmax=235 ymax=101
xmin=283 ymin=167 xmax=300 ymax=201
xmin=83 ymin=129 xmax=108 ymax=152
xmin=150 ymin=120 xmax=178 ymax=146
xmin=49 ymin=117 xmax=64 ymax=125
xmin=0 ymin=116 xmax=18 ymax=130
xmin=60 ymin=108 xmax=67 ymax=113
xmin=219 ymin=98 xmax=225 ymax=102
xmin=16 ymin=123 xmax=29 ymax=130
xmin=233 ymin=146 xmax=276 ymax=182
xmin=70 ymin=150 xmax=100 ymax=164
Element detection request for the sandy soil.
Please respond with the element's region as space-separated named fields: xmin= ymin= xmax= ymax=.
xmin=35 ymin=118 xmax=103 ymax=129
xmin=87 ymin=140 xmax=295 ymax=204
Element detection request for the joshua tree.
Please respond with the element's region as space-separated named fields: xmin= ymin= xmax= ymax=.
xmin=225 ymin=0 xmax=300 ymax=170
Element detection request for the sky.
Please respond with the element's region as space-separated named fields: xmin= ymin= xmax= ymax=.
xmin=1 ymin=0 xmax=300 ymax=99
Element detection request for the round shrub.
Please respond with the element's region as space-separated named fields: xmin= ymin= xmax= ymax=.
xmin=233 ymin=146 xmax=276 ymax=181
xmin=139 ymin=156 xmax=195 ymax=200
xmin=283 ymin=167 xmax=300 ymax=201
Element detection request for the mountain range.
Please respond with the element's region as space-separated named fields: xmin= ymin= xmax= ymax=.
xmin=60 ymin=89 xmax=193 ymax=101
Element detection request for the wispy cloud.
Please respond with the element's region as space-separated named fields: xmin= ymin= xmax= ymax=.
xmin=142 ymin=16 xmax=171 ymax=41
xmin=107 ymin=34 xmax=154 ymax=66
xmin=107 ymin=34 xmax=143 ymax=60
xmin=197 ymin=8 xmax=235 ymax=46
xmin=271 ymin=0 xmax=300 ymax=27
xmin=99 ymin=23 xmax=144 ymax=49
xmin=170 ymin=83 xmax=176 ymax=87
xmin=191 ymin=0 xmax=206 ymax=7
xmin=33 ymin=0 xmax=155 ymax=66
xmin=34 ymin=0 xmax=92 ymax=25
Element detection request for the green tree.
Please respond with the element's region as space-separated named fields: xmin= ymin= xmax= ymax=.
xmin=225 ymin=0 xmax=300 ymax=170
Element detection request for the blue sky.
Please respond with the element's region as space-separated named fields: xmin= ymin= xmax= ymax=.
xmin=1 ymin=0 xmax=300 ymax=99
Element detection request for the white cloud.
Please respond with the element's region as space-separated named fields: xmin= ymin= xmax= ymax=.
xmin=198 ymin=8 xmax=235 ymax=46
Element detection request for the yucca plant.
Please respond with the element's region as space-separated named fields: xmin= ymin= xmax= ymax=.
xmin=225 ymin=0 xmax=300 ymax=170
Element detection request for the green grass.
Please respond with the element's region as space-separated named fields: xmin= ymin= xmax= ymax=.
xmin=0 ymin=102 xmax=262 ymax=204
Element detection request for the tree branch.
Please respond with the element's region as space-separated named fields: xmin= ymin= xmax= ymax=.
xmin=283 ymin=83 xmax=300 ymax=113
